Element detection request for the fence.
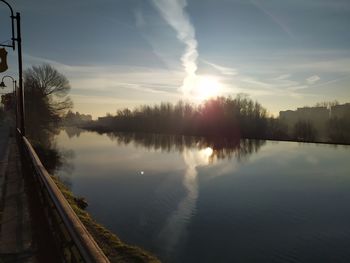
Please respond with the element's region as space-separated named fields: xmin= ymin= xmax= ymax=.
xmin=17 ymin=128 xmax=109 ymax=263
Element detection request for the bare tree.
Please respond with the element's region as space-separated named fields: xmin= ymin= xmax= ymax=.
xmin=24 ymin=64 xmax=73 ymax=145
xmin=24 ymin=63 xmax=73 ymax=117
xmin=24 ymin=64 xmax=70 ymax=96
xmin=315 ymin=100 xmax=339 ymax=109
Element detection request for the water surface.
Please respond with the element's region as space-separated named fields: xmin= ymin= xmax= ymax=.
xmin=55 ymin=128 xmax=350 ymax=263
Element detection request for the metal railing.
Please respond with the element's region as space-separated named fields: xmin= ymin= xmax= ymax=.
xmin=17 ymin=128 xmax=110 ymax=263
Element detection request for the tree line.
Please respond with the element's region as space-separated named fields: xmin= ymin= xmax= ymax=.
xmin=89 ymin=98 xmax=350 ymax=144
xmin=63 ymin=110 xmax=92 ymax=126
xmin=89 ymin=95 xmax=289 ymax=140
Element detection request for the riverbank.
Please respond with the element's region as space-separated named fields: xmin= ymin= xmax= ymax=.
xmin=51 ymin=176 xmax=160 ymax=263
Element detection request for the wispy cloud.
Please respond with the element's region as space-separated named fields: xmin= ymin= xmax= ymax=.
xmin=151 ymin=0 xmax=198 ymax=96
xmin=292 ymin=58 xmax=350 ymax=73
xmin=23 ymin=53 xmax=184 ymax=117
xmin=306 ymin=75 xmax=320 ymax=84
xmin=286 ymin=85 xmax=309 ymax=91
xmin=274 ymin=74 xmax=291 ymax=80
xmin=250 ymin=0 xmax=294 ymax=39
xmin=204 ymin=59 xmax=307 ymax=98
xmin=312 ymin=75 xmax=350 ymax=88
xmin=202 ymin=60 xmax=238 ymax=76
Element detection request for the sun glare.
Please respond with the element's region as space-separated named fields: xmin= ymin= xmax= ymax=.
xmin=203 ymin=147 xmax=213 ymax=157
xmin=193 ymin=75 xmax=223 ymax=101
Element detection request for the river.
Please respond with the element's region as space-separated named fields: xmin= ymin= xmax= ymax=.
xmin=54 ymin=128 xmax=350 ymax=263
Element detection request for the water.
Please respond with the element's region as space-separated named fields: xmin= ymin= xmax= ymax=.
xmin=55 ymin=128 xmax=350 ymax=263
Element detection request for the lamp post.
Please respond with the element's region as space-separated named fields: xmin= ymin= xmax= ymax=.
xmin=0 ymin=75 xmax=17 ymax=125
xmin=0 ymin=75 xmax=16 ymax=93
xmin=0 ymin=0 xmax=25 ymax=135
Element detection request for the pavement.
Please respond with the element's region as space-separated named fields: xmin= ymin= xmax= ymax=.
xmin=0 ymin=119 xmax=37 ymax=263
xmin=0 ymin=121 xmax=10 ymax=199
xmin=0 ymin=120 xmax=10 ymax=222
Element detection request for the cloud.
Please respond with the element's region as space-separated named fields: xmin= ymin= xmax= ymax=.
xmin=23 ymin=53 xmax=183 ymax=91
xmin=250 ymin=0 xmax=294 ymax=39
xmin=202 ymin=60 xmax=238 ymax=76
xmin=312 ymin=75 xmax=350 ymax=88
xmin=151 ymin=0 xmax=198 ymax=96
xmin=288 ymin=58 xmax=350 ymax=73
xmin=203 ymin=58 xmax=318 ymax=99
xmin=274 ymin=74 xmax=291 ymax=80
xmin=306 ymin=75 xmax=320 ymax=84
xmin=286 ymin=85 xmax=309 ymax=91
xmin=23 ymin=53 xmax=185 ymax=117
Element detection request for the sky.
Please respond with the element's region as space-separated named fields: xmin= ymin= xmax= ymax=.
xmin=1 ymin=0 xmax=350 ymax=118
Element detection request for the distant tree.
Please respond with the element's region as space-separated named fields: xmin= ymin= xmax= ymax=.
xmin=90 ymin=95 xmax=270 ymax=140
xmin=266 ymin=118 xmax=289 ymax=140
xmin=293 ymin=120 xmax=317 ymax=141
xmin=1 ymin=93 xmax=15 ymax=111
xmin=63 ymin=110 xmax=92 ymax=126
xmin=327 ymin=117 xmax=350 ymax=143
xmin=315 ymin=100 xmax=339 ymax=109
xmin=87 ymin=99 xmax=350 ymax=144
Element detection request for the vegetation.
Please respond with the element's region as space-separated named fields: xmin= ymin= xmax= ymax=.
xmin=327 ymin=116 xmax=350 ymax=143
xmin=293 ymin=120 xmax=317 ymax=141
xmin=86 ymin=97 xmax=350 ymax=144
xmin=63 ymin=110 xmax=92 ymax=126
xmin=91 ymin=95 xmax=270 ymax=139
xmin=24 ymin=63 xmax=73 ymax=146
xmin=1 ymin=93 xmax=15 ymax=112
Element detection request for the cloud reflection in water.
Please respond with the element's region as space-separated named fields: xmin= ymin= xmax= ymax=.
xmin=157 ymin=147 xmax=214 ymax=255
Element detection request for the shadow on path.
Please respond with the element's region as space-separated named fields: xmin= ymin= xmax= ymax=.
xmin=0 ymin=122 xmax=60 ymax=262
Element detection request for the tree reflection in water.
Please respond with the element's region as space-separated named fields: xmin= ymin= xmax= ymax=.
xmin=105 ymin=132 xmax=265 ymax=162
xmin=65 ymin=126 xmax=83 ymax=138
xmin=105 ymin=132 xmax=265 ymax=256
xmin=27 ymin=126 xmax=75 ymax=189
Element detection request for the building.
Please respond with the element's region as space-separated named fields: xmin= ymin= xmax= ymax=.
xmin=331 ymin=103 xmax=350 ymax=119
xmin=279 ymin=106 xmax=329 ymax=139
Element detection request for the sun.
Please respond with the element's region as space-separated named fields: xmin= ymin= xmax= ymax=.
xmin=193 ymin=75 xmax=223 ymax=101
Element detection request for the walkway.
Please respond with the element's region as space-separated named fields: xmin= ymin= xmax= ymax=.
xmin=0 ymin=121 xmax=36 ymax=262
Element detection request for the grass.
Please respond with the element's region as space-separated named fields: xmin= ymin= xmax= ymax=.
xmin=51 ymin=176 xmax=161 ymax=263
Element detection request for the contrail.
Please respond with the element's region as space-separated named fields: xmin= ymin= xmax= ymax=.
xmin=152 ymin=0 xmax=198 ymax=96
xmin=250 ymin=0 xmax=294 ymax=39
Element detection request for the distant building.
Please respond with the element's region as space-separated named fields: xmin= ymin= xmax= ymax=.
xmin=279 ymin=110 xmax=297 ymax=126
xmin=279 ymin=103 xmax=350 ymax=142
xmin=279 ymin=106 xmax=328 ymax=126
xmin=279 ymin=106 xmax=329 ymax=140
xmin=331 ymin=103 xmax=350 ymax=119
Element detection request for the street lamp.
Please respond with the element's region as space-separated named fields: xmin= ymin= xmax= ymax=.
xmin=0 ymin=75 xmax=17 ymax=126
xmin=0 ymin=75 xmax=16 ymax=93
xmin=0 ymin=0 xmax=25 ymax=135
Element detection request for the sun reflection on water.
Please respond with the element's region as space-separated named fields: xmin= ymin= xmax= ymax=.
xmin=157 ymin=146 xmax=214 ymax=255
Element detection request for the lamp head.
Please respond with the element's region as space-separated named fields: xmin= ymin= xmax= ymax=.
xmin=0 ymin=81 xmax=6 ymax=88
